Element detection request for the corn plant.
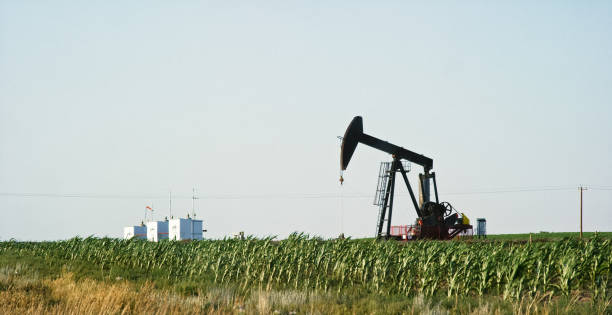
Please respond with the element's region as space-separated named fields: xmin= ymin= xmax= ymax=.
xmin=1 ymin=235 xmax=610 ymax=300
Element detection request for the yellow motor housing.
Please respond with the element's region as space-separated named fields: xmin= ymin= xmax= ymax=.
xmin=461 ymin=213 xmax=470 ymax=225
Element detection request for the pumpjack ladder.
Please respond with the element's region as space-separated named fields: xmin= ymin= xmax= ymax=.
xmin=373 ymin=160 xmax=411 ymax=237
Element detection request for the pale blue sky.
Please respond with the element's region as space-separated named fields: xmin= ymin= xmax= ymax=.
xmin=1 ymin=1 xmax=611 ymax=240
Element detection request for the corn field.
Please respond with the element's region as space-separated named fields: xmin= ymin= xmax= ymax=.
xmin=2 ymin=235 xmax=610 ymax=300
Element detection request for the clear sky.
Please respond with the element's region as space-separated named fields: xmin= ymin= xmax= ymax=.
xmin=1 ymin=1 xmax=611 ymax=240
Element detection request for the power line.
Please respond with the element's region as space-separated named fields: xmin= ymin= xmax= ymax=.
xmin=0 ymin=185 xmax=604 ymax=201
xmin=0 ymin=192 xmax=170 ymax=199
xmin=589 ymin=186 xmax=612 ymax=190
xmin=0 ymin=192 xmax=364 ymax=200
xmin=444 ymin=186 xmax=576 ymax=195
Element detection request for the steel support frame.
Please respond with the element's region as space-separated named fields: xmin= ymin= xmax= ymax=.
xmin=376 ymin=157 xmax=422 ymax=239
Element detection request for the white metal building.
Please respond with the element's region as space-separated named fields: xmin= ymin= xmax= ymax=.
xmin=169 ymin=218 xmax=203 ymax=240
xmin=123 ymin=225 xmax=147 ymax=240
xmin=146 ymin=220 xmax=169 ymax=242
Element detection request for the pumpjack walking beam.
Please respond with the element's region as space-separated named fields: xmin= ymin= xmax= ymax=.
xmin=341 ymin=116 xmax=433 ymax=172
xmin=340 ymin=116 xmax=436 ymax=215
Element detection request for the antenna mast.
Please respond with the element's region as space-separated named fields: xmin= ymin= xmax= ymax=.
xmin=192 ymin=188 xmax=198 ymax=218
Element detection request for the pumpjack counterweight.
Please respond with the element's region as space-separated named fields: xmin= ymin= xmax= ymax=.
xmin=340 ymin=116 xmax=472 ymax=240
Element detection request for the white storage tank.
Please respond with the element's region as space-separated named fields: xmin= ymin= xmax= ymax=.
xmin=123 ymin=225 xmax=147 ymax=240
xmin=169 ymin=218 xmax=204 ymax=240
xmin=147 ymin=220 xmax=169 ymax=242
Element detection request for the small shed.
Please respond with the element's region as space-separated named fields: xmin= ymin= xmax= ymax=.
xmin=123 ymin=225 xmax=147 ymax=240
xmin=146 ymin=220 xmax=169 ymax=242
xmin=169 ymin=218 xmax=204 ymax=241
xmin=476 ymin=218 xmax=487 ymax=238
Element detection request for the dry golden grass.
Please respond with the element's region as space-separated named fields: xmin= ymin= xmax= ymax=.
xmin=0 ymin=272 xmax=230 ymax=315
xmin=0 ymin=265 xmax=609 ymax=315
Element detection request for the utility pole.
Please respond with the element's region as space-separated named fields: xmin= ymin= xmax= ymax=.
xmin=579 ymin=186 xmax=588 ymax=239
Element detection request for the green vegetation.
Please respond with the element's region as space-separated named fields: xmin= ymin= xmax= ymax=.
xmin=485 ymin=231 xmax=612 ymax=241
xmin=1 ymin=235 xmax=611 ymax=314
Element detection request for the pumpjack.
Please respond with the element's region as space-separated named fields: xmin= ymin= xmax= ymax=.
xmin=340 ymin=116 xmax=472 ymax=240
